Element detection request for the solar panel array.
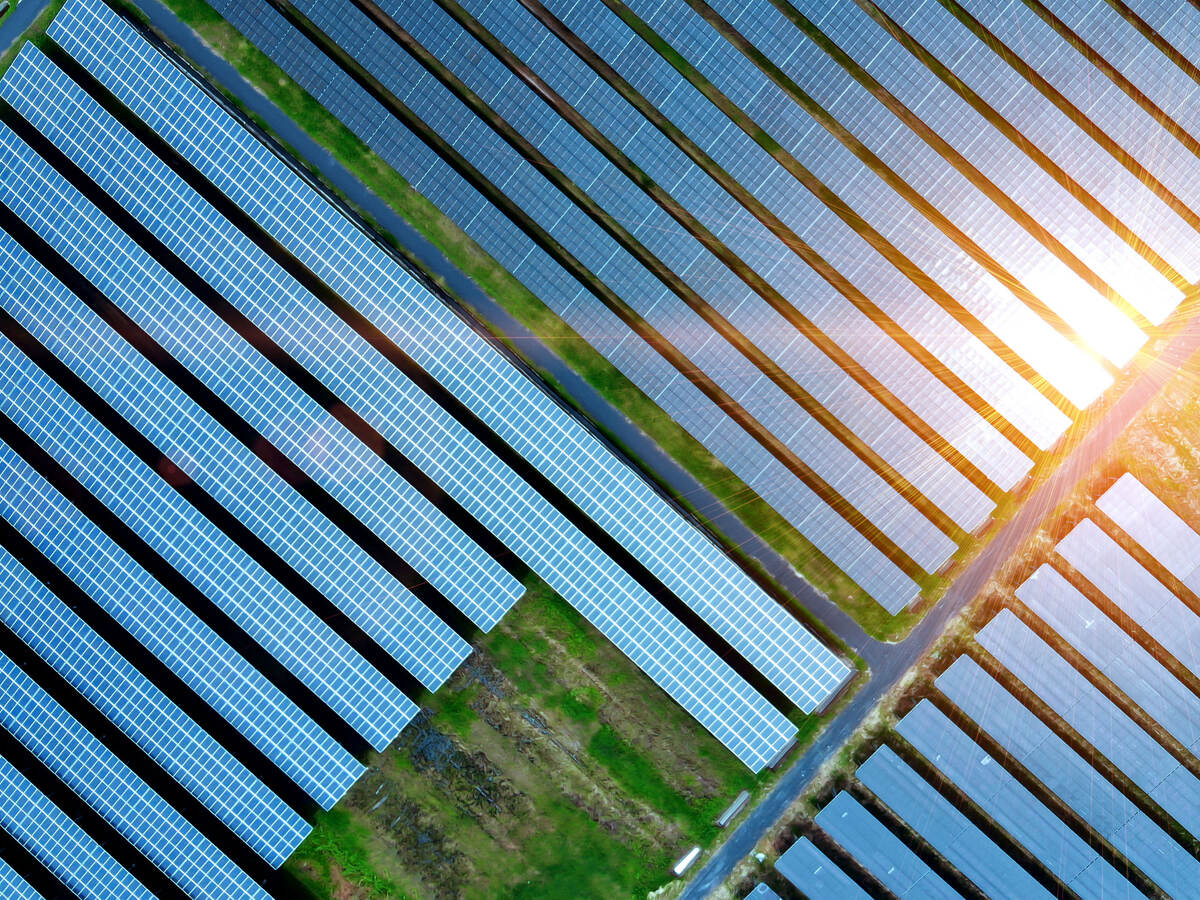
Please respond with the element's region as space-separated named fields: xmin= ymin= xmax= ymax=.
xmin=195 ymin=0 xmax=1200 ymax=611
xmin=0 ymin=0 xmax=856 ymax=894
xmin=788 ymin=472 xmax=1200 ymax=899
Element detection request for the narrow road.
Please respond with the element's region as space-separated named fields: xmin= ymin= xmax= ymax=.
xmin=109 ymin=4 xmax=1200 ymax=897
xmin=0 ymin=0 xmax=52 ymax=54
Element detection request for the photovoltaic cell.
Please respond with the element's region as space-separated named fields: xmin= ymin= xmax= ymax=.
xmin=0 ymin=46 xmax=522 ymax=635
xmin=814 ymin=791 xmax=960 ymax=900
xmin=978 ymin=609 xmax=1200 ymax=840
xmin=745 ymin=885 xmax=781 ymax=900
xmin=178 ymin=0 xmax=920 ymax=610
xmin=51 ymin=0 xmax=839 ymax=767
xmin=774 ymin=836 xmax=869 ymax=899
xmin=0 ymin=424 xmax=354 ymax=828
xmin=1096 ymin=472 xmax=1200 ymax=594
xmin=0 ymin=755 xmax=152 ymax=900
xmin=936 ymin=656 xmax=1200 ymax=899
xmin=0 ymin=118 xmax=470 ymax=703
xmin=0 ymin=526 xmax=308 ymax=867
xmin=0 ymin=332 xmax=363 ymax=807
xmin=855 ymin=745 xmax=1054 ymax=900
xmin=897 ymin=697 xmax=1135 ymax=900
xmin=0 ymin=650 xmax=270 ymax=900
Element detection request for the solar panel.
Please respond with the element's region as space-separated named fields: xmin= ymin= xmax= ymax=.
xmin=0 ymin=428 xmax=354 ymax=827
xmin=978 ymin=609 xmax=1200 ymax=840
xmin=0 ymin=855 xmax=43 ymax=900
xmin=936 ymin=656 xmax=1200 ymax=898
xmin=744 ymin=885 xmax=781 ymax=900
xmin=1016 ymin=564 xmax=1200 ymax=751
xmin=1056 ymin=516 xmax=1200 ymax=677
xmin=732 ymin=0 xmax=1115 ymax=408
xmin=855 ymin=745 xmax=1054 ymax=900
xmin=774 ymin=836 xmax=869 ymax=899
xmin=0 ymin=333 xmax=363 ymax=807
xmin=951 ymin=0 xmax=1200 ymax=299
xmin=161 ymin=0 xmax=920 ymax=611
xmin=290 ymin=0 xmax=959 ymax=574
xmin=0 ymin=47 xmax=521 ymax=636
xmin=0 ymin=118 xmax=469 ymax=704
xmin=512 ymin=0 xmax=1022 ymax=499
xmin=0 ymin=754 xmax=152 ymax=900
xmin=0 ymin=530 xmax=308 ymax=867
xmin=0 ymin=650 xmax=270 ymax=900
xmin=814 ymin=791 xmax=960 ymax=899
xmin=402 ymin=0 xmax=1002 ymax=529
xmin=1039 ymin=0 xmax=1200 ymax=158
xmin=0 ymin=228 xmax=423 ymax=747
xmin=860 ymin=0 xmax=1151 ymax=364
xmin=1096 ymin=472 xmax=1200 ymax=593
xmin=50 ymin=0 xmax=838 ymax=764
xmin=896 ymin=697 xmax=1134 ymax=900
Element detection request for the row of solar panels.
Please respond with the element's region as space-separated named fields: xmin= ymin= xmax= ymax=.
xmin=0 ymin=2 xmax=852 ymax=895
xmin=204 ymin=0 xmax=1199 ymax=612
xmin=755 ymin=473 xmax=1200 ymax=899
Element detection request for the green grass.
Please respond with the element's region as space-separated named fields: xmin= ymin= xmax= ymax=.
xmin=291 ymin=810 xmax=413 ymax=900
xmin=146 ymin=0 xmax=912 ymax=641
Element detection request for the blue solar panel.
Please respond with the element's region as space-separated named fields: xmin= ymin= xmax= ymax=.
xmin=0 ymin=754 xmax=152 ymax=900
xmin=856 ymin=745 xmax=1054 ymax=900
xmin=179 ymin=0 xmax=921 ymax=610
xmin=1040 ymin=0 xmax=1200 ymax=158
xmin=294 ymin=0 xmax=959 ymax=574
xmin=952 ymin=0 xmax=1200 ymax=298
xmin=0 ymin=529 xmax=308 ymax=867
xmin=404 ymin=0 xmax=1001 ymax=530
xmin=50 ymin=0 xmax=837 ymax=767
xmin=936 ymin=656 xmax=1200 ymax=898
xmin=859 ymin=0 xmax=1151 ymax=364
xmin=0 ymin=118 xmax=469 ymax=705
xmin=1097 ymin=472 xmax=1200 ymax=595
xmin=745 ymin=885 xmax=781 ymax=900
xmin=896 ymin=697 xmax=1135 ymax=900
xmin=0 ymin=333 xmax=362 ymax=807
xmin=978 ymin=609 xmax=1200 ymax=840
xmin=731 ymin=0 xmax=1116 ymax=408
xmin=814 ymin=791 xmax=960 ymax=899
xmin=0 ymin=225 xmax=422 ymax=748
xmin=774 ymin=836 xmax=869 ymax=899
xmin=0 ymin=428 xmax=353 ymax=827
xmin=1016 ymin=564 xmax=1200 ymax=752
xmin=0 ymin=47 xmax=521 ymax=636
xmin=1056 ymin=516 xmax=1200 ymax=678
xmin=0 ymin=855 xmax=43 ymax=900
xmin=0 ymin=650 xmax=269 ymax=900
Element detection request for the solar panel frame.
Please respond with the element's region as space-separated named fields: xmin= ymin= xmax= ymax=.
xmin=0 ymin=755 xmax=153 ymax=900
xmin=0 ymin=333 xmax=363 ymax=808
xmin=0 ymin=527 xmax=309 ymax=867
xmin=49 ymin=0 xmax=836 ymax=764
xmin=0 ymin=651 xmax=271 ymax=900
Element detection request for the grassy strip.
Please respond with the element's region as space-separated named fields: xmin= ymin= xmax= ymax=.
xmin=291 ymin=810 xmax=414 ymax=900
xmin=142 ymin=0 xmax=912 ymax=640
